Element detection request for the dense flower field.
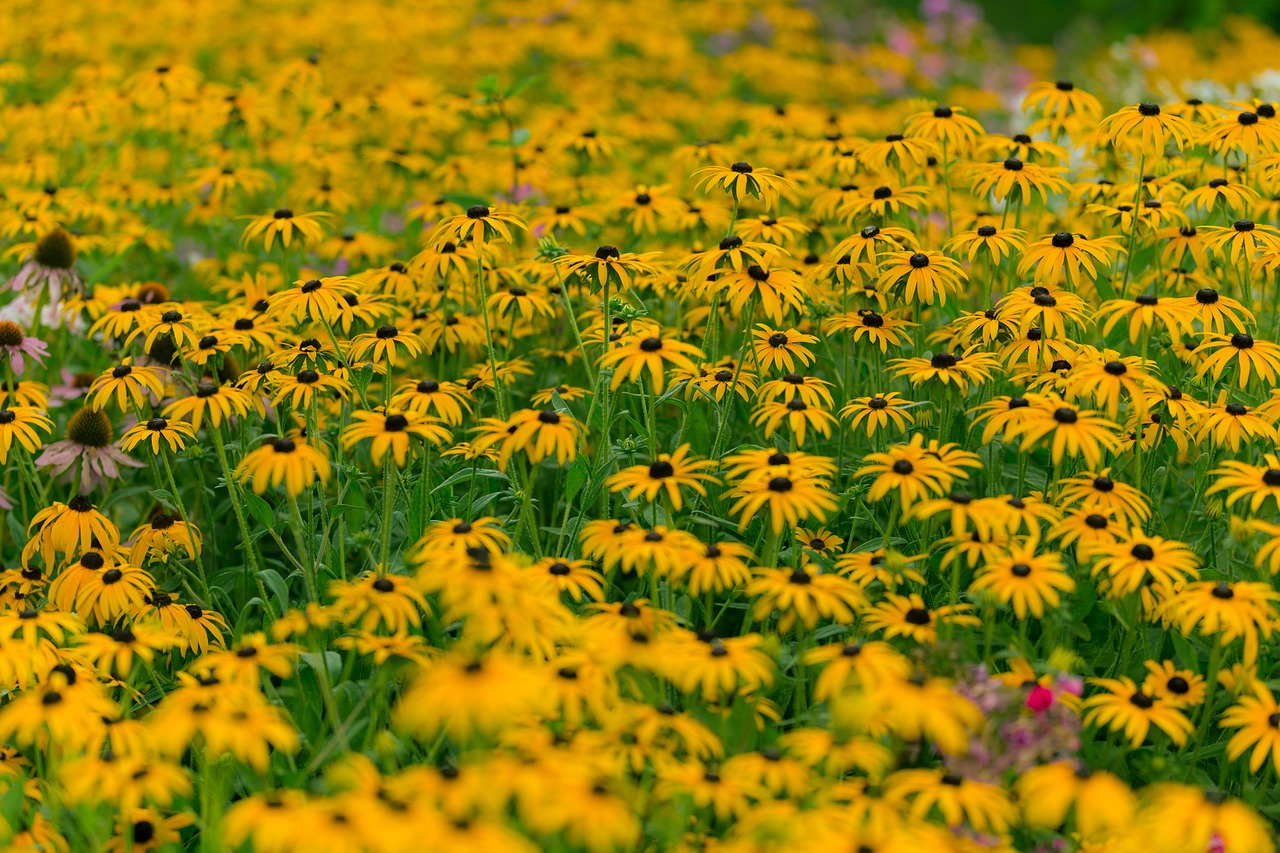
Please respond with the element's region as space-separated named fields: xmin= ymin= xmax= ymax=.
xmin=9 ymin=0 xmax=1280 ymax=850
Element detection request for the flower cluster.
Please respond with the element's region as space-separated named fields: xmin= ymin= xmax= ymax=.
xmin=3 ymin=1 xmax=1280 ymax=852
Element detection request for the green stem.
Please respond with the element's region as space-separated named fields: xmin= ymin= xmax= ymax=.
xmin=209 ymin=426 xmax=276 ymax=621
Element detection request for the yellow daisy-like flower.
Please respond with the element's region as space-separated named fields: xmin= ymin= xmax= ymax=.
xmin=239 ymin=207 xmax=332 ymax=251
xmin=235 ymin=436 xmax=331 ymax=497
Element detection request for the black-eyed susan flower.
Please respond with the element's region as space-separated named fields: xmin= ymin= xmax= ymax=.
xmin=1011 ymin=402 xmax=1120 ymax=469
xmin=118 ymin=416 xmax=196 ymax=455
xmin=839 ymin=392 xmax=916 ymax=438
xmin=268 ymin=275 xmax=359 ymax=326
xmin=1016 ymin=762 xmax=1136 ymax=841
xmin=876 ymin=250 xmax=966 ymax=307
xmin=598 ymin=332 xmax=701 ymax=394
xmin=1208 ymin=454 xmax=1280 ymax=513
xmin=495 ymin=408 xmax=581 ymax=468
xmin=1017 ymin=231 xmax=1124 ymax=288
xmin=270 ymin=367 xmax=352 ymax=409
xmin=0 ymin=405 xmax=52 ymax=463
xmin=234 ymin=436 xmax=331 ymax=497
xmin=1096 ymin=102 xmax=1195 ymax=155
xmin=239 ymin=208 xmax=331 ymax=251
xmin=1194 ymin=333 xmax=1280 ymax=389
xmin=348 ymin=324 xmax=425 ymax=367
xmin=1056 ymin=470 xmax=1150 ymax=528
xmin=750 ymin=325 xmax=817 ymax=373
xmin=391 ymin=378 xmax=472 ymax=426
xmin=944 ymin=225 xmax=1027 ymax=264
xmin=128 ymin=512 xmax=202 ymax=566
xmin=162 ymin=381 xmax=252 ymax=431
xmin=605 ymin=444 xmax=718 ymax=511
xmin=745 ymin=566 xmax=866 ymax=631
xmin=884 ymin=768 xmax=1016 ymax=835
xmin=693 ymin=162 xmax=791 ymax=210
xmin=969 ymin=538 xmax=1075 ymax=619
xmin=889 ymin=348 xmax=999 ymax=394
xmin=1195 ymin=395 xmax=1279 ymax=451
xmin=1199 ymin=219 xmax=1280 ymax=265
xmin=750 ymin=399 xmax=837 ymax=446
xmin=434 ymin=205 xmax=528 ymax=250
xmin=861 ymin=593 xmax=980 ymax=643
xmin=1178 ymin=287 xmax=1254 ymax=335
xmin=1090 ymin=530 xmax=1200 ymax=598
xmin=1083 ymin=676 xmax=1194 ymax=747
xmin=905 ymin=104 xmax=985 ymax=150
xmin=1220 ymin=684 xmax=1280 ymax=773
xmin=1168 ymin=580 xmax=1278 ymax=665
xmin=727 ymin=467 xmax=839 ymax=533
xmin=341 ymin=410 xmax=451 ymax=467
xmin=966 ymin=157 xmax=1070 ymax=204
xmin=1143 ymin=659 xmax=1205 ymax=708
xmin=710 ymin=262 xmax=804 ymax=324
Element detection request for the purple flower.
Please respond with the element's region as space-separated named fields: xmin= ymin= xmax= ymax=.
xmin=36 ymin=440 xmax=144 ymax=493
xmin=50 ymin=368 xmax=95 ymax=407
xmin=0 ymin=322 xmax=48 ymax=375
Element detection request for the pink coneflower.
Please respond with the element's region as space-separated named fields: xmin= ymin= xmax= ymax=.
xmin=3 ymin=228 xmax=84 ymax=330
xmin=0 ymin=322 xmax=48 ymax=375
xmin=49 ymin=368 xmax=97 ymax=407
xmin=35 ymin=406 xmax=143 ymax=493
xmin=6 ymin=227 xmax=83 ymax=296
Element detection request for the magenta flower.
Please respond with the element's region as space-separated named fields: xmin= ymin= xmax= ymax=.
xmin=1026 ymin=685 xmax=1054 ymax=713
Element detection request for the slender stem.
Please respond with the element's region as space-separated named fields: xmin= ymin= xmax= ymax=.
xmin=160 ymin=450 xmax=212 ymax=605
xmin=209 ymin=425 xmax=276 ymax=621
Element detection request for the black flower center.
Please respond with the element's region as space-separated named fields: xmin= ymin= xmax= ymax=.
xmin=648 ymin=460 xmax=675 ymax=479
xmin=905 ymin=607 xmax=931 ymax=625
xmin=908 ymin=253 xmax=930 ymax=269
xmin=1137 ymin=102 xmax=1161 ymax=117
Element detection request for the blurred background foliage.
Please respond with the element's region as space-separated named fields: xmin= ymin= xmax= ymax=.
xmin=883 ymin=0 xmax=1279 ymax=43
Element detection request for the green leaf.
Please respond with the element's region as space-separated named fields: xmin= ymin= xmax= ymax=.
xmin=148 ymin=488 xmax=176 ymax=507
xmin=475 ymin=73 xmax=500 ymax=97
xmin=564 ymin=455 xmax=591 ymax=505
xmin=301 ymin=651 xmax=342 ymax=680
xmin=506 ymin=74 xmax=544 ymax=98
xmin=244 ymin=492 xmax=276 ymax=530
xmin=257 ymin=569 xmax=290 ymax=613
xmin=510 ymin=127 xmax=531 ymax=147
